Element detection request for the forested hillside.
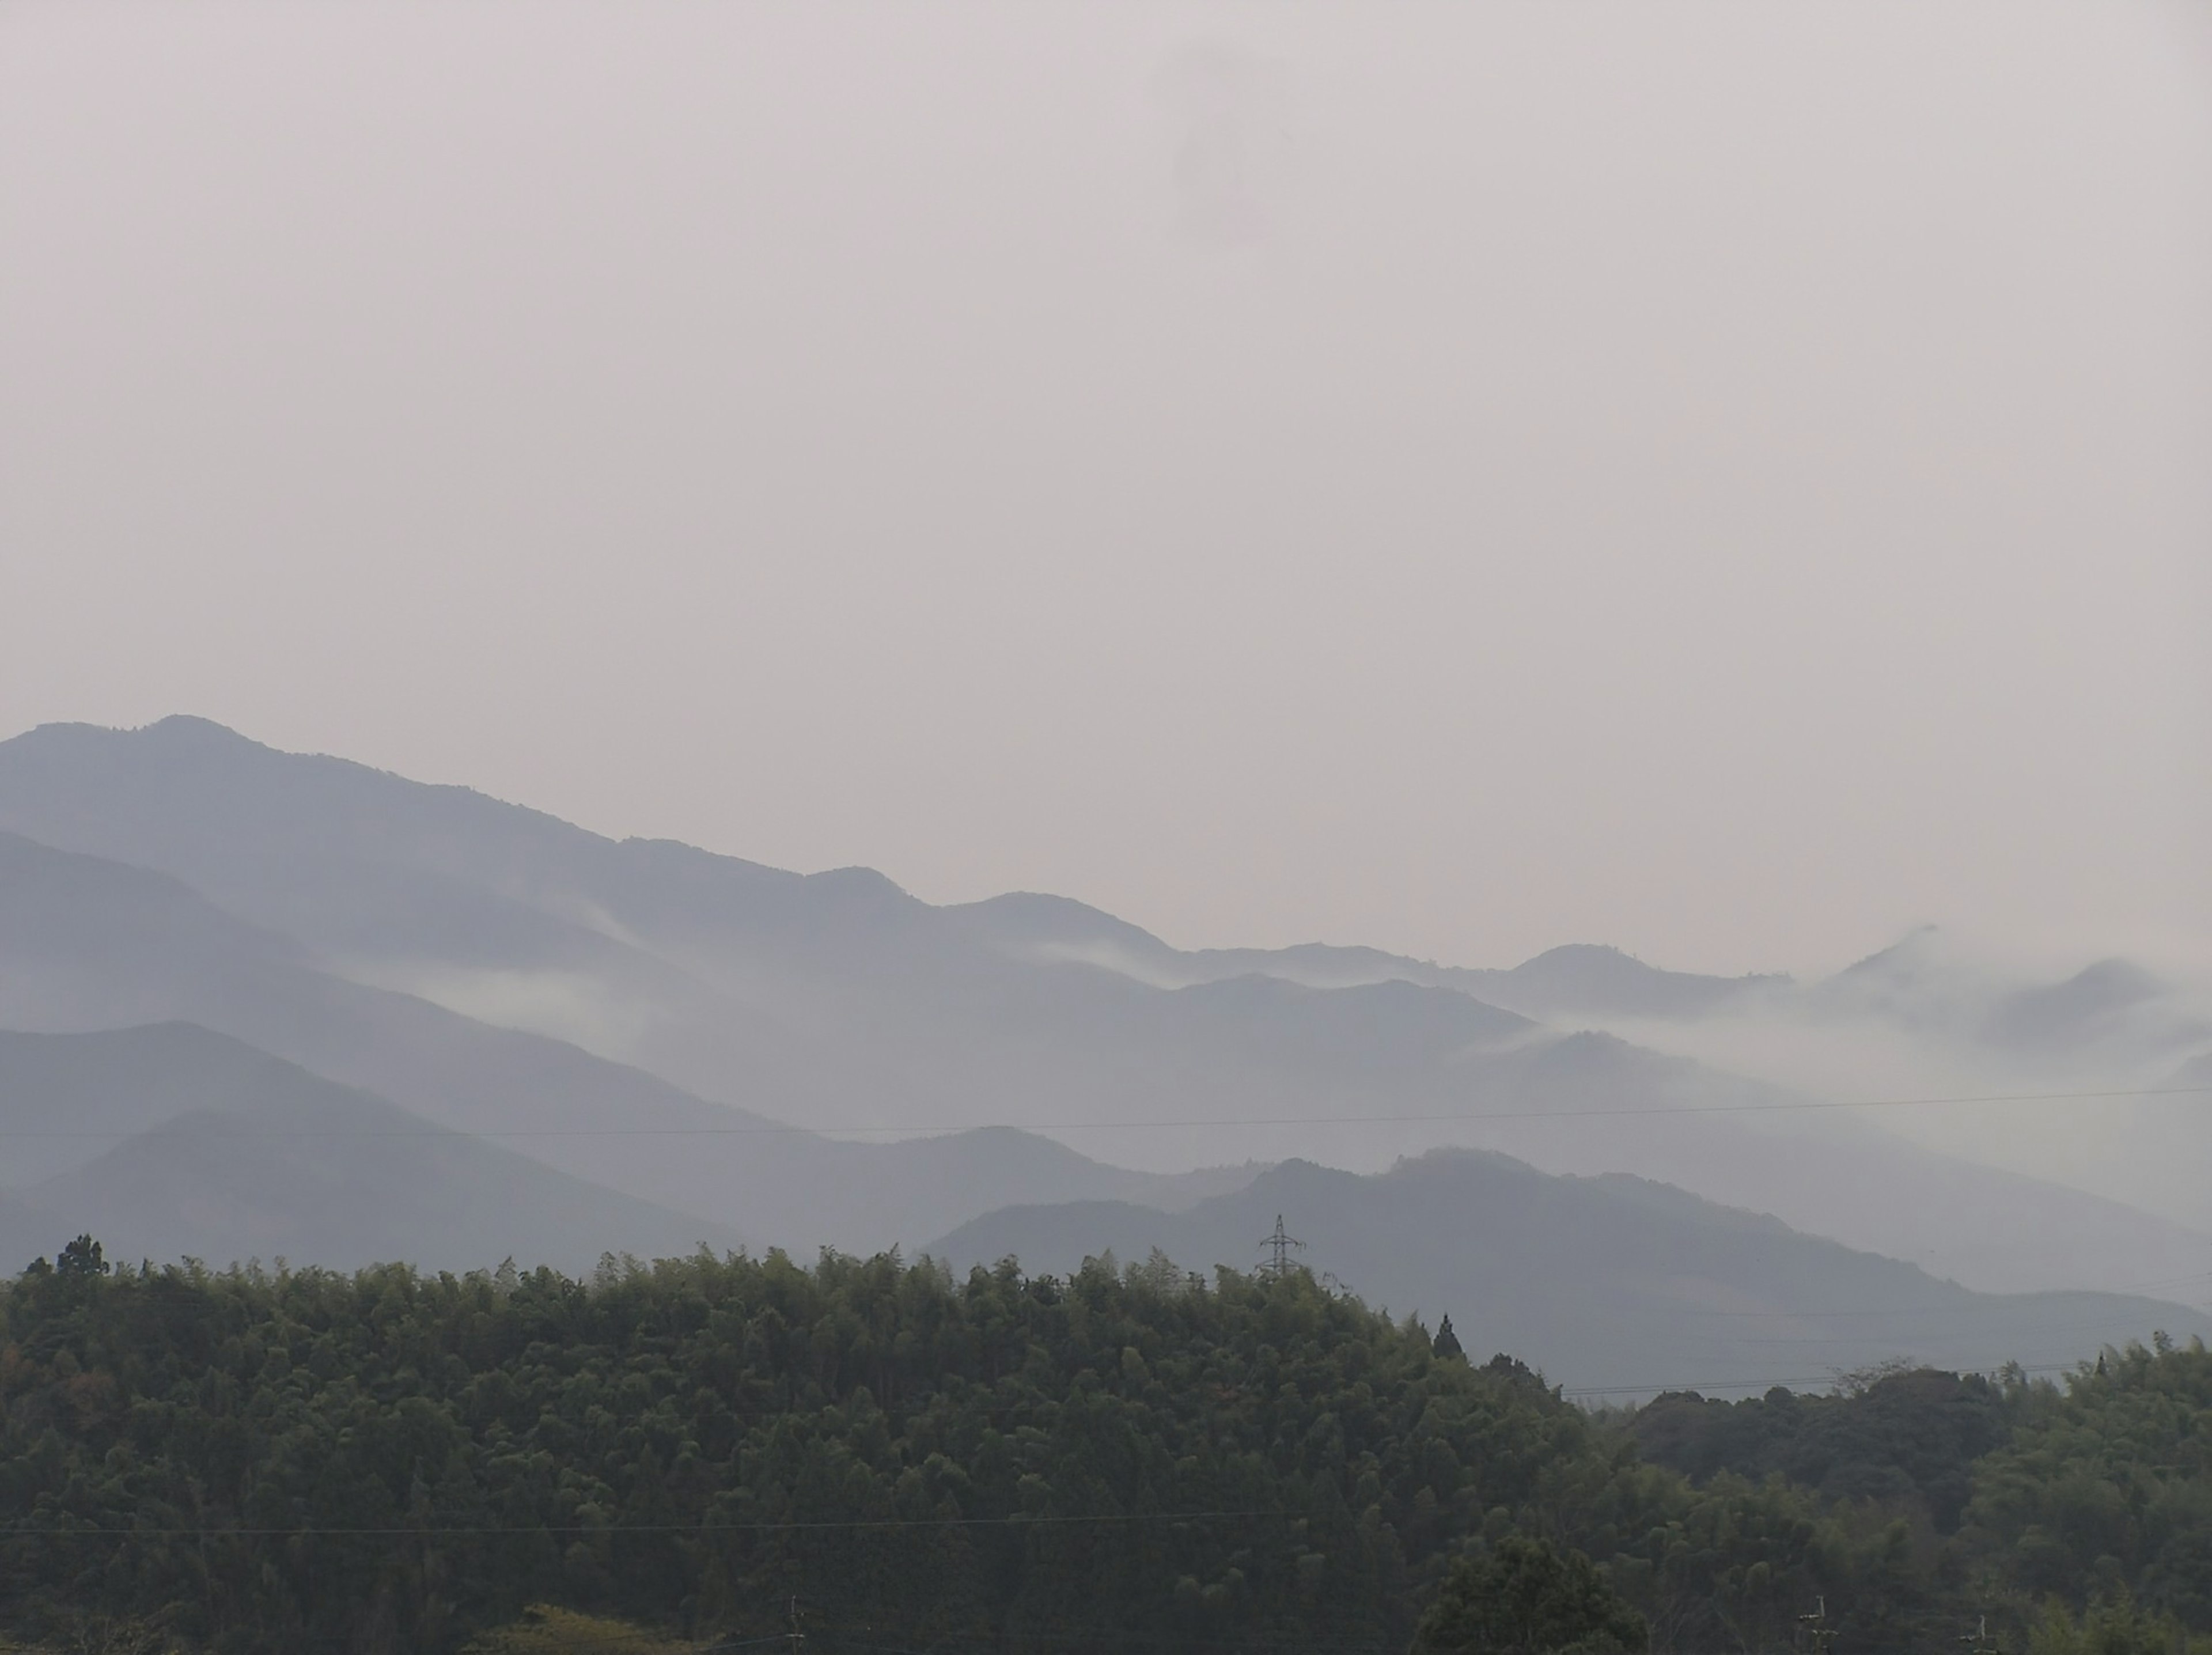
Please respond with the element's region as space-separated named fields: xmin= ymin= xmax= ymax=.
xmin=1629 ymin=1366 xmax=2017 ymax=1531
xmin=1628 ymin=1346 xmax=2212 ymax=1649
xmin=1 ymin=1243 xmax=2206 ymax=1655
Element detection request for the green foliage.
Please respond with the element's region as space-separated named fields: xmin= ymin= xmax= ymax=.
xmin=1411 ymin=1536 xmax=1646 ymax=1655
xmin=2025 ymin=1592 xmax=2198 ymax=1655
xmin=1562 ymin=1446 xmax=1945 ymax=1652
xmin=1961 ymin=1340 xmax=2212 ymax=1630
xmin=54 ymin=1237 xmax=109 ymax=1280
xmin=0 ymin=1247 xmax=2203 ymax=1655
xmin=0 ymin=1248 xmax=1619 ymax=1655
xmin=1619 ymin=1342 xmax=2212 ymax=1650
xmin=1629 ymin=1366 xmax=2014 ymax=1532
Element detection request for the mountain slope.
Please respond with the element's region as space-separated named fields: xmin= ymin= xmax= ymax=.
xmin=0 ymin=1025 xmax=730 ymax=1270
xmin=929 ymin=1150 xmax=2212 ymax=1394
xmin=0 ymin=839 xmax=1230 ymax=1253
xmin=1450 ymin=943 xmax=1786 ymax=1020
xmin=3 ymin=717 xmax=2206 ymax=1291
xmin=0 ymin=719 xmax=1540 ymax=1126
xmin=943 ymin=896 xmax=1785 ymax=1018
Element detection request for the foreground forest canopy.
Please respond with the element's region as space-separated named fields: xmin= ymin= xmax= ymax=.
xmin=0 ymin=1241 xmax=2206 ymax=1655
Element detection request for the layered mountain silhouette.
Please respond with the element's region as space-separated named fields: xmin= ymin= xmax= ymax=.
xmin=0 ymin=715 xmax=2205 ymax=1344
xmin=1812 ymin=927 xmax=2207 ymax=1064
xmin=0 ymin=832 xmax=1234 ymax=1255
xmin=942 ymin=892 xmax=1782 ymax=1018
xmin=0 ymin=1024 xmax=729 ymax=1270
xmin=927 ymin=1149 xmax=2212 ymax=1395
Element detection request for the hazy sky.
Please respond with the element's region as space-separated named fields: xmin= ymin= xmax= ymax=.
xmin=5 ymin=1 xmax=2208 ymax=975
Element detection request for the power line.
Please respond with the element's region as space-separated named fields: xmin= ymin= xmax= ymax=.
xmin=7 ymin=1509 xmax=1286 ymax=1540
xmin=1714 ymin=1315 xmax=2203 ymax=1346
xmin=1558 ymin=1361 xmax=2084 ymax=1399
xmin=1665 ymin=1271 xmax=2212 ymax=1319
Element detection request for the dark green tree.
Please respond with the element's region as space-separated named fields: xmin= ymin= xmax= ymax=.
xmin=1411 ymin=1537 xmax=1647 ymax=1655
xmin=54 ymin=1235 xmax=108 ymax=1278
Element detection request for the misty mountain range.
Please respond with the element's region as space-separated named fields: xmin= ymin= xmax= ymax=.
xmin=0 ymin=716 xmax=2205 ymax=1389
xmin=928 ymin=1151 xmax=2207 ymax=1394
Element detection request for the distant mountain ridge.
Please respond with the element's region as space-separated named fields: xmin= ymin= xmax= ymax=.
xmin=945 ymin=888 xmax=1784 ymax=1017
xmin=926 ymin=1148 xmax=2212 ymax=1395
xmin=0 ymin=715 xmax=2207 ymax=1313
xmin=0 ymin=832 xmax=1242 ymax=1256
xmin=0 ymin=1024 xmax=730 ymax=1270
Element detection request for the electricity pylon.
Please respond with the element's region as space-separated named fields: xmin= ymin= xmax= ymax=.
xmin=1259 ymin=1214 xmax=1305 ymax=1279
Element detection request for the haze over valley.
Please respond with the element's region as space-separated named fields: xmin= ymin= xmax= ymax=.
xmin=0 ymin=714 xmax=2204 ymax=1393
xmin=4 ymin=8 xmax=2209 ymax=1650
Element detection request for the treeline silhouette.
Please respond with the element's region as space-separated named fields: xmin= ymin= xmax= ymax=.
xmin=0 ymin=1239 xmax=2205 ymax=1654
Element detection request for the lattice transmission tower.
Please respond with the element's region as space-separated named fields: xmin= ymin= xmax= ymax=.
xmin=1259 ymin=1214 xmax=1305 ymax=1279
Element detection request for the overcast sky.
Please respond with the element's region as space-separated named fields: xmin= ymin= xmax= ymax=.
xmin=4 ymin=1 xmax=2207 ymax=975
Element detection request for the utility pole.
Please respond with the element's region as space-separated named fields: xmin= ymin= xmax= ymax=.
xmin=1961 ymin=1614 xmax=2001 ymax=1655
xmin=787 ymin=1596 xmax=805 ymax=1655
xmin=1798 ymin=1595 xmax=1838 ymax=1655
xmin=1259 ymin=1214 xmax=1305 ymax=1279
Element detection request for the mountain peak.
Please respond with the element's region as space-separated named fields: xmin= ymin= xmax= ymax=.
xmin=942 ymin=890 xmax=1176 ymax=969
xmin=141 ymin=714 xmax=258 ymax=743
xmin=1833 ymin=925 xmax=1945 ymax=980
xmin=1480 ymin=944 xmax=1782 ymax=1020
xmin=1517 ymin=942 xmax=1637 ymax=967
xmin=16 ymin=714 xmax=259 ymax=750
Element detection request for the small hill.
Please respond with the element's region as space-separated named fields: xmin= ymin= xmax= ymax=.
xmin=1452 ymin=943 xmax=1785 ymax=1020
xmin=0 ymin=1025 xmax=728 ymax=1270
xmin=928 ymin=1150 xmax=2212 ymax=1395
